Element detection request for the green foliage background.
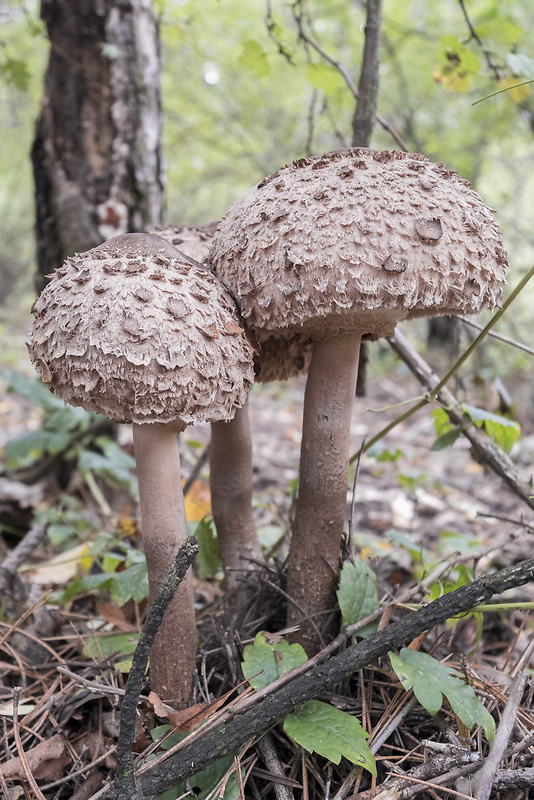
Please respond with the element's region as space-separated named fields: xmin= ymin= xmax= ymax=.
xmin=2 ymin=0 xmax=534 ymax=303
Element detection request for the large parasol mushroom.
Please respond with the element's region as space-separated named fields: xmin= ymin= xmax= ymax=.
xmin=28 ymin=233 xmax=254 ymax=706
xmin=209 ymin=148 xmax=508 ymax=652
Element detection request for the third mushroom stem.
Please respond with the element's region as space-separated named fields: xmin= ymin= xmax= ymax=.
xmin=286 ymin=333 xmax=361 ymax=654
xmin=210 ymin=399 xmax=265 ymax=613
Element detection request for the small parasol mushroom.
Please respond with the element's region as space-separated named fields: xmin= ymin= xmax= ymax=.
xmin=28 ymin=232 xmax=254 ymax=706
xmin=209 ymin=148 xmax=508 ymax=652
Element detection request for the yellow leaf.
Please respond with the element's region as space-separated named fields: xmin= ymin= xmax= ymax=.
xmin=183 ymin=479 xmax=211 ymax=522
xmin=499 ymin=77 xmax=531 ymax=102
xmin=30 ymin=543 xmax=93 ymax=586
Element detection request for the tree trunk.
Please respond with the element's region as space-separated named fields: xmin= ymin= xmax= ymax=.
xmin=352 ymin=0 xmax=383 ymax=397
xmin=32 ymin=0 xmax=164 ymax=291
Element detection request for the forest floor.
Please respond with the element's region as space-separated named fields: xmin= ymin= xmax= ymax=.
xmin=1 ymin=298 xmax=534 ymax=800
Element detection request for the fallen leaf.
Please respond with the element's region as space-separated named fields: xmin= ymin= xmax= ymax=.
xmin=96 ymin=601 xmax=133 ymax=631
xmin=0 ymin=700 xmax=36 ymax=716
xmin=30 ymin=543 xmax=92 ymax=586
xmin=0 ymin=734 xmax=70 ymax=780
xmin=183 ymin=479 xmax=211 ymax=522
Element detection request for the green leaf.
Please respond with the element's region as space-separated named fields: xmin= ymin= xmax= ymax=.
xmin=337 ymin=559 xmax=379 ymax=636
xmin=193 ymin=517 xmax=220 ymax=580
xmin=389 ymin=649 xmax=495 ymax=742
xmin=431 ymin=427 xmax=461 ymax=451
xmin=83 ymin=631 xmax=139 ymax=661
xmin=367 ymin=442 xmax=403 ymax=462
xmin=150 ymin=727 xmax=241 ymax=800
xmin=242 ymin=632 xmax=307 ymax=690
xmin=476 ymin=19 xmax=522 ymax=45
xmin=0 ymin=368 xmax=64 ymax=411
xmin=431 ymin=407 xmax=455 ymax=437
xmin=5 ymin=429 xmax=72 ymax=468
xmin=238 ymin=39 xmax=270 ymax=77
xmin=463 ymin=404 xmax=520 ymax=453
xmin=284 ymin=700 xmax=376 ymax=773
xmin=78 ymin=437 xmax=137 ymax=492
xmin=306 ymin=62 xmax=345 ymax=95
xmin=507 ymin=53 xmax=534 ymax=79
xmin=61 ymin=561 xmax=148 ymax=606
xmin=0 ymin=56 xmax=31 ymax=91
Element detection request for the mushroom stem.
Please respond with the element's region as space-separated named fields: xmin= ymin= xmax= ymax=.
xmin=133 ymin=423 xmax=196 ymax=708
xmin=210 ymin=399 xmax=265 ymax=612
xmin=286 ymin=333 xmax=361 ymax=653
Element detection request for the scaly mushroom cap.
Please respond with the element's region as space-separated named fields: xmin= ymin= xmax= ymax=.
xmin=209 ymin=148 xmax=508 ymax=341
xmin=157 ymin=225 xmax=313 ymax=381
xmin=155 ymin=223 xmax=218 ymax=264
xmin=29 ymin=233 xmax=254 ymax=426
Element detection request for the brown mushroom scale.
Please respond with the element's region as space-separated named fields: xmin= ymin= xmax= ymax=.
xmin=209 ymin=148 xmax=508 ymax=652
xmin=30 ymin=234 xmax=252 ymax=425
xmin=210 ymin=148 xmax=507 ymax=341
xmin=29 ymin=233 xmax=254 ymax=705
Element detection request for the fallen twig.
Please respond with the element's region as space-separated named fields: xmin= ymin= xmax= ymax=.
xmin=89 ymin=558 xmax=534 ymax=799
xmin=11 ymin=686 xmax=47 ymax=800
xmin=474 ymin=671 xmax=529 ymax=800
xmin=387 ymin=329 xmax=534 ymax=511
xmin=0 ymin=522 xmax=48 ymax=595
xmin=114 ymin=537 xmax=199 ymax=800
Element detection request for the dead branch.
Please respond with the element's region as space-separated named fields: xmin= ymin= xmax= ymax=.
xmin=94 ymin=558 xmax=534 ymax=799
xmin=388 ymin=329 xmax=534 ymax=512
xmin=114 ymin=537 xmax=199 ymax=800
xmin=474 ymin=672 xmax=529 ymax=800
xmin=0 ymin=522 xmax=48 ymax=595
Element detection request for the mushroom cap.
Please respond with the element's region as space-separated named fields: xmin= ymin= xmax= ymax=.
xmin=29 ymin=233 xmax=254 ymax=426
xmin=155 ymin=223 xmax=219 ymax=264
xmin=209 ymin=148 xmax=508 ymax=341
xmin=157 ymin=225 xmax=312 ymax=382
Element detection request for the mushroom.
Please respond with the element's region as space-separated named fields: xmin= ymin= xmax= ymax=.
xmin=28 ymin=232 xmax=254 ymax=706
xmin=209 ymin=148 xmax=508 ymax=652
xmin=156 ymin=225 xmax=313 ymax=613
xmin=155 ymin=222 xmax=219 ymax=263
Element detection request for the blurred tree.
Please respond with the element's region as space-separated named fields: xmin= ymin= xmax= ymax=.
xmin=32 ymin=0 xmax=164 ymax=291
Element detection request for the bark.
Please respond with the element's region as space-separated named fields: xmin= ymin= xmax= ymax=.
xmin=210 ymin=400 xmax=265 ymax=612
xmin=351 ymin=0 xmax=382 ymax=148
xmin=32 ymin=0 xmax=164 ymax=291
xmin=133 ymin=424 xmax=196 ymax=709
xmin=286 ymin=334 xmax=361 ymax=653
xmin=125 ymin=558 xmax=534 ymax=799
xmin=351 ymin=0 xmax=383 ymax=398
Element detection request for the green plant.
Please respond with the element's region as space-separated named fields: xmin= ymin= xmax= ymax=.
xmin=242 ymin=632 xmax=376 ymax=774
xmin=390 ymin=648 xmax=495 ymax=743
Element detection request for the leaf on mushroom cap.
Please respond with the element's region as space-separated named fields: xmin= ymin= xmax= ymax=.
xmin=157 ymin=225 xmax=313 ymax=382
xmin=28 ymin=233 xmax=254 ymax=426
xmin=209 ymin=148 xmax=508 ymax=342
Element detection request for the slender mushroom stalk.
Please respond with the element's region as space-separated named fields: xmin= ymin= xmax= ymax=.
xmin=285 ymin=334 xmax=360 ymax=650
xmin=28 ymin=232 xmax=254 ymax=706
xmin=210 ymin=148 xmax=508 ymax=653
xmin=133 ymin=422 xmax=195 ymax=706
xmin=210 ymin=399 xmax=263 ymax=605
